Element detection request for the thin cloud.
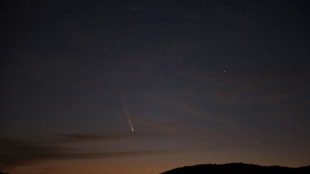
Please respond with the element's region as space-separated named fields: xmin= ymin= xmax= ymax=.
xmin=58 ymin=133 xmax=131 ymax=143
xmin=131 ymin=114 xmax=184 ymax=133
xmin=0 ymin=134 xmax=167 ymax=169
xmin=180 ymin=103 xmax=240 ymax=127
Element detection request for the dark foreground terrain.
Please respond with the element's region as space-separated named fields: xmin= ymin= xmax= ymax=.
xmin=1 ymin=163 xmax=309 ymax=174
xmin=161 ymin=163 xmax=310 ymax=174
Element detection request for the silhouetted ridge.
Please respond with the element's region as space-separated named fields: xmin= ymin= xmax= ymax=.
xmin=161 ymin=163 xmax=310 ymax=174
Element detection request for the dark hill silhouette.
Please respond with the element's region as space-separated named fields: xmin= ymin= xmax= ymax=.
xmin=161 ymin=163 xmax=310 ymax=174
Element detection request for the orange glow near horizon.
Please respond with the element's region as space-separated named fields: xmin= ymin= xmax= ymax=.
xmin=4 ymin=143 xmax=310 ymax=174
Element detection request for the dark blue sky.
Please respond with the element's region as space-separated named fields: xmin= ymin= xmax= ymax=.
xmin=1 ymin=1 xmax=310 ymax=173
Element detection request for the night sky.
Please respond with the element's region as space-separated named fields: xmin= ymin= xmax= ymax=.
xmin=1 ymin=0 xmax=310 ymax=174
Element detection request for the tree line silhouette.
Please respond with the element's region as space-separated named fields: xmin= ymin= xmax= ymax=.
xmin=161 ymin=163 xmax=310 ymax=174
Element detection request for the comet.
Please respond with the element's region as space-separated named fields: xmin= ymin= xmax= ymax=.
xmin=118 ymin=87 xmax=135 ymax=132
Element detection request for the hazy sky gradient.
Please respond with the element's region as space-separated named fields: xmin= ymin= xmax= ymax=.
xmin=1 ymin=0 xmax=310 ymax=173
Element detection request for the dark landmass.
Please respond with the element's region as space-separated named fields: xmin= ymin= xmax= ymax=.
xmin=161 ymin=163 xmax=310 ymax=174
